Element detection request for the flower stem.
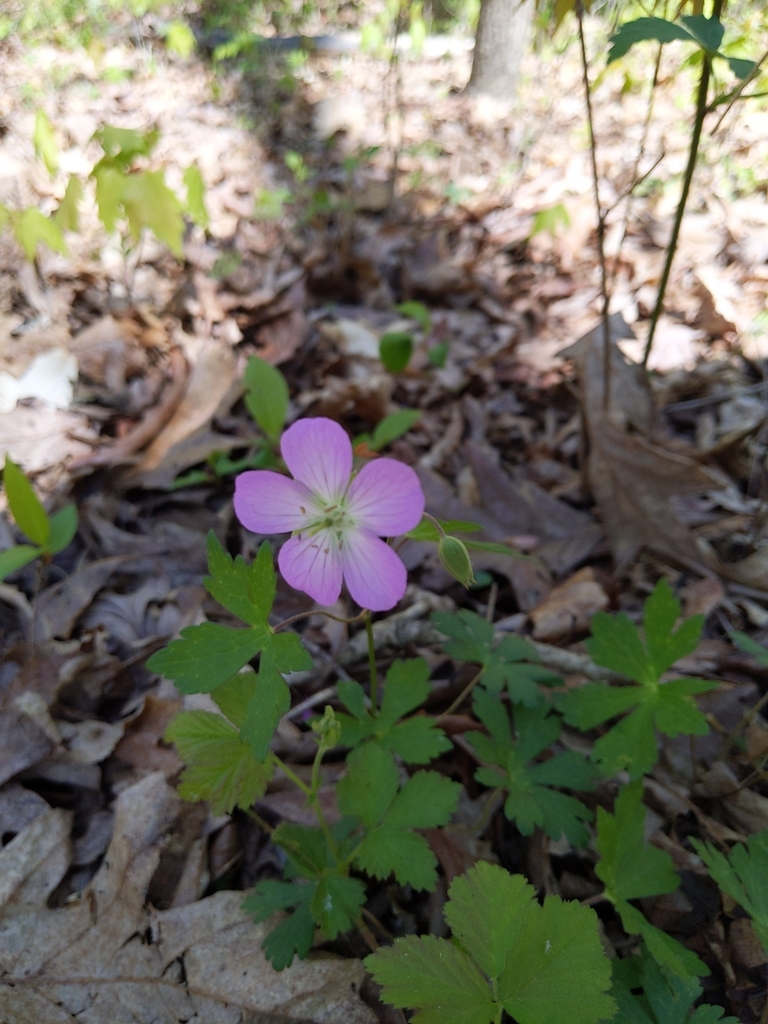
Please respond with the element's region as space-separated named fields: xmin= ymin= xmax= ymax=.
xmin=274 ymin=752 xmax=341 ymax=865
xmin=364 ymin=610 xmax=379 ymax=714
xmin=273 ymin=609 xmax=367 ymax=632
xmin=272 ymin=754 xmax=312 ymax=796
xmin=437 ymin=666 xmax=485 ymax=721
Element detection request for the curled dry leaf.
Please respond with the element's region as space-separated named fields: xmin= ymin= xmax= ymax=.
xmin=529 ymin=567 xmax=609 ymax=642
xmin=0 ymin=773 xmax=377 ymax=1024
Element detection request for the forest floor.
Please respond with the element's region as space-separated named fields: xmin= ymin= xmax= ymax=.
xmin=1 ymin=11 xmax=768 ymax=1022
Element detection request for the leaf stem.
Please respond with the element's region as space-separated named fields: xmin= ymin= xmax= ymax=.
xmin=275 ymin=751 xmax=342 ymax=866
xmin=437 ymin=666 xmax=485 ymax=721
xmin=364 ymin=610 xmax=379 ymax=714
xmin=272 ymin=754 xmax=312 ymax=796
xmin=272 ymin=608 xmax=367 ymax=632
xmin=244 ymin=807 xmax=274 ymax=834
xmin=642 ymin=21 xmax=718 ymax=367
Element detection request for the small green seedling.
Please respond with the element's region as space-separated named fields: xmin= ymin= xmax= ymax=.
xmin=555 ymin=579 xmax=716 ymax=778
xmin=1 ymin=456 xmax=78 ymax=581
xmin=595 ymin=780 xmax=707 ymax=979
xmin=468 ymin=689 xmax=596 ymax=845
xmin=354 ymin=409 xmax=421 ymax=453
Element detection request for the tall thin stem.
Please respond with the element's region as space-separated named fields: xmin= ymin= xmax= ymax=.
xmin=642 ymin=51 xmax=712 ymax=367
xmin=576 ymin=1 xmax=612 ymax=410
xmin=364 ymin=611 xmax=379 ymax=713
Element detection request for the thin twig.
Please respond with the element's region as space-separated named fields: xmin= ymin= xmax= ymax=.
xmin=576 ymin=1 xmax=612 ymax=411
xmin=437 ymin=666 xmax=485 ymax=721
xmin=709 ymin=45 xmax=768 ymax=134
xmin=643 ymin=4 xmax=720 ymax=367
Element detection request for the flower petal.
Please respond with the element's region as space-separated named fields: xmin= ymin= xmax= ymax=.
xmin=279 ymin=529 xmax=343 ymax=606
xmin=234 ymin=471 xmax=314 ymax=535
xmin=280 ymin=417 xmax=352 ymax=501
xmin=347 ymin=458 xmax=425 ymax=537
xmin=340 ymin=529 xmax=407 ymax=612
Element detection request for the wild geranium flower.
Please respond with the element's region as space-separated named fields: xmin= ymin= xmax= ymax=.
xmin=234 ymin=417 xmax=425 ymax=611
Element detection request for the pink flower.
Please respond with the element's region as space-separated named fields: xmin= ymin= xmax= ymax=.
xmin=234 ymin=417 xmax=425 ymax=611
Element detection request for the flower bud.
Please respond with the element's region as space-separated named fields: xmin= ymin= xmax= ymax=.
xmin=312 ymin=705 xmax=341 ymax=750
xmin=438 ymin=535 xmax=475 ymax=588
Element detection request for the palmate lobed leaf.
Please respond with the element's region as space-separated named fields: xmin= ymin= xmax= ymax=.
xmin=310 ymin=874 xmax=367 ymax=939
xmin=691 ymin=831 xmax=768 ymax=953
xmin=204 ymin=533 xmax=276 ymax=625
xmin=146 ymin=621 xmax=270 ymax=693
xmin=616 ymin=901 xmax=707 ymax=980
xmin=164 ymin=710 xmax=272 ymax=814
xmin=368 ymin=862 xmax=615 ymax=1024
xmin=260 ymin=899 xmax=315 ymax=970
xmin=356 ymin=826 xmax=439 ymax=891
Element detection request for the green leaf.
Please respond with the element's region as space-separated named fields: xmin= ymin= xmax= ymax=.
xmin=243 ymin=356 xmax=289 ymax=443
xmin=96 ymin=125 xmax=159 ymax=163
xmin=337 ymin=743 xmax=399 ymax=828
xmin=595 ymin=780 xmax=680 ymax=902
xmin=122 ymin=169 xmax=184 ymax=256
xmin=310 ymin=873 xmax=367 ymax=938
xmin=730 ymin=630 xmax=768 ymax=667
xmin=499 ymin=894 xmax=616 ymax=1024
xmin=366 ymin=933 xmax=497 ymax=1024
xmin=0 ymin=544 xmax=41 ymax=582
xmin=587 ymin=610 xmax=651 ymax=683
xmin=433 ymin=609 xmax=494 ymax=665
xmin=4 ymin=457 xmax=50 ymax=546
xmin=380 ymin=331 xmax=413 ymax=373
xmin=555 ymin=682 xmax=642 ymax=730
xmin=272 ymin=823 xmax=331 ymax=878
xmin=164 ymin=710 xmax=272 ymax=814
xmin=726 ymin=56 xmax=757 ymax=80
xmin=653 ymin=678 xmax=713 ymax=737
xmin=53 ymin=176 xmax=83 ymax=232
xmin=679 ymin=14 xmax=724 ymax=55
xmin=378 ymin=658 xmax=431 ymax=727
xmin=14 ymin=207 xmax=67 ymax=261
xmin=611 ymin=946 xmax=738 ymax=1024
xmin=386 ymin=770 xmax=460 ymax=829
xmin=183 ymin=164 xmax=209 ymax=227
xmin=243 ymin=878 xmax=311 ymax=921
xmin=45 ymin=504 xmax=77 ymax=555
xmin=407 ymin=517 xmax=481 ymax=542
xmin=395 ymin=300 xmax=431 ymax=333
xmin=34 ymin=110 xmax=58 ymax=176
xmin=446 ymin=862 xmax=535 ymax=982
xmin=92 ymin=164 xmax=126 ymax=232
xmin=337 ymin=678 xmax=369 ymax=722
xmin=691 ymin=831 xmax=768 ymax=953
xmin=356 ymin=825 xmax=440 ymax=890
xmin=211 ymin=668 xmax=257 ymax=728
xmin=608 ymin=17 xmax=695 ymax=64
xmin=164 ymin=19 xmax=196 ymax=57
xmin=592 ymin=702 xmax=659 ymax=779
xmin=384 ymin=715 xmax=452 ymax=763
xmin=643 ymin=579 xmax=703 ymax=679
xmin=241 ymin=644 xmax=291 ymax=760
xmin=204 ymin=533 xmax=275 ymax=626
xmin=469 ymin=693 xmax=595 ymax=846
xmin=146 ymin=622 xmax=270 ymax=693
xmin=261 ymin=899 xmax=315 ymax=970
xmin=427 ymin=341 xmax=449 ymax=368
xmin=616 ymin=900 xmax=707 ymax=980
xmin=369 ymin=409 xmax=421 ymax=451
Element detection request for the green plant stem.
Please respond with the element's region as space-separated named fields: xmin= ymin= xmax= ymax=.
xmin=643 ymin=43 xmax=715 ymax=366
xmin=576 ymin=0 xmax=611 ymax=410
xmin=244 ymin=807 xmax=274 ymax=834
xmin=273 ymin=608 xmax=366 ymax=632
xmin=272 ymin=754 xmax=311 ymax=796
xmin=437 ymin=666 xmax=485 ymax=721
xmin=364 ymin=611 xmax=379 ymax=713
xmin=274 ymin=752 xmax=341 ymax=865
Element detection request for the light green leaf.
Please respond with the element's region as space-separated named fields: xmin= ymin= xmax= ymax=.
xmin=395 ymin=300 xmax=431 ymax=333
xmin=4 ymin=456 xmax=50 ymax=546
xmin=366 ymin=934 xmax=497 ymax=1024
xmin=165 ymin=710 xmax=272 ymax=814
xmin=270 ymin=630 xmax=312 ymax=672
xmin=34 ymin=110 xmax=58 ymax=176
xmin=499 ymin=894 xmax=616 ymax=1024
xmin=595 ymin=780 xmax=680 ymax=902
xmin=92 ymin=163 xmax=126 ymax=232
xmin=243 ymin=356 xmax=289 ymax=443
xmin=121 ymin=169 xmax=184 ymax=256
xmin=369 ymin=409 xmax=421 ymax=451
xmin=446 ymin=862 xmax=535 ymax=982
xmin=45 ymin=504 xmax=77 ymax=555
xmin=183 ymin=164 xmax=208 ymax=227
xmin=204 ymin=533 xmax=275 ymax=625
xmin=380 ymin=331 xmax=413 ymax=373
xmin=14 ymin=208 xmax=67 ymax=261
xmin=146 ymin=622 xmax=270 ymax=693
xmin=53 ymin=176 xmax=83 ymax=232
xmin=164 ymin=19 xmax=196 ymax=57
xmin=0 ymin=544 xmax=41 ymax=582
xmin=96 ymin=125 xmax=159 ymax=163
xmin=730 ymin=630 xmax=768 ymax=666
xmin=212 ymin=668 xmax=257 ymax=728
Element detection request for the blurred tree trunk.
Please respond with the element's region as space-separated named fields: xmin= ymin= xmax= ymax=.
xmin=467 ymin=0 xmax=535 ymax=99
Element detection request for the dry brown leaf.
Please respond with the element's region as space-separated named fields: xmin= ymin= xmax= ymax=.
xmin=34 ymin=556 xmax=128 ymax=642
xmin=0 ymin=773 xmax=377 ymax=1024
xmin=563 ymin=321 xmax=723 ymax=570
xmin=0 ymin=709 xmax=54 ymax=787
xmin=529 ymin=567 xmax=609 ymax=641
